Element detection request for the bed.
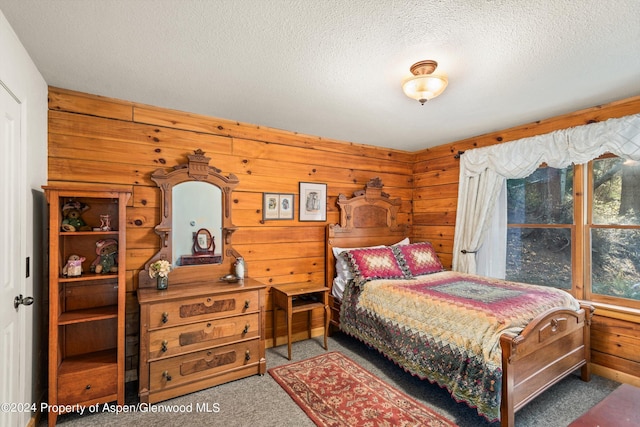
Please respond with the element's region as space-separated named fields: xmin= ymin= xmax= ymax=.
xmin=325 ymin=178 xmax=594 ymax=427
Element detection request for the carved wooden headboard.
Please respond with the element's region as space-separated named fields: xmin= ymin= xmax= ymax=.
xmin=325 ymin=178 xmax=411 ymax=292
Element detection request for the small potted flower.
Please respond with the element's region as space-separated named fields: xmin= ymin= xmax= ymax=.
xmin=149 ymin=259 xmax=172 ymax=290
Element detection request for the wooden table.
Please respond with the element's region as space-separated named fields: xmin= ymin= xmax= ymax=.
xmin=272 ymin=283 xmax=329 ymax=360
xmin=568 ymin=383 xmax=640 ymax=426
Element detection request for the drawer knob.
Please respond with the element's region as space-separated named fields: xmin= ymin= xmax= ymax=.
xmin=161 ymin=340 xmax=168 ymax=352
xmin=245 ymin=350 xmax=251 ymax=361
xmin=161 ymin=312 xmax=169 ymax=323
xmin=244 ymin=300 xmax=250 ymax=309
xmin=243 ymin=323 xmax=250 ymax=334
xmin=163 ymin=371 xmax=172 ymax=381
xmin=85 ymin=384 xmax=91 ymax=390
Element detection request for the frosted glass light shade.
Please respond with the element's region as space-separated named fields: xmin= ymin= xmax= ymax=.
xmin=402 ymin=60 xmax=448 ymax=105
xmin=402 ymin=74 xmax=448 ymax=104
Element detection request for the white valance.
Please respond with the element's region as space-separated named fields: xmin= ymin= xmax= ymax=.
xmin=453 ymin=113 xmax=640 ymax=274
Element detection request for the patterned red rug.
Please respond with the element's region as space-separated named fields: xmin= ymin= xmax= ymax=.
xmin=268 ymin=351 xmax=457 ymax=427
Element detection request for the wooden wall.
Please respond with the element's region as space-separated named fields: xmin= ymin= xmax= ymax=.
xmin=47 ymin=87 xmax=414 ymax=381
xmin=413 ymin=95 xmax=640 ymax=386
xmin=47 ymin=86 xmax=640 ymax=387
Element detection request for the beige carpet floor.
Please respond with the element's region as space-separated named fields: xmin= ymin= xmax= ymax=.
xmin=44 ymin=332 xmax=620 ymax=427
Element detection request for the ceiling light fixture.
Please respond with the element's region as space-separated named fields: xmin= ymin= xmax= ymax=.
xmin=402 ymin=60 xmax=448 ymax=105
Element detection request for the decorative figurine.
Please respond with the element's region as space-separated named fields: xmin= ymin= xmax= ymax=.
xmin=61 ymin=200 xmax=91 ymax=232
xmin=90 ymin=239 xmax=118 ymax=273
xmin=62 ymin=254 xmax=85 ymax=277
xmin=100 ymin=214 xmax=112 ymax=231
xmin=234 ymin=257 xmax=245 ymax=279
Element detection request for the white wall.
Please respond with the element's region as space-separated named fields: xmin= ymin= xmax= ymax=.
xmin=0 ymin=8 xmax=48 ymax=424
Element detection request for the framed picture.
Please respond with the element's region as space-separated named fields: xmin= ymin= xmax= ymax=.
xmin=263 ymin=193 xmax=295 ymax=220
xmin=299 ymin=182 xmax=327 ymax=222
xmin=197 ymin=232 xmax=208 ymax=249
xmin=279 ymin=194 xmax=294 ymax=219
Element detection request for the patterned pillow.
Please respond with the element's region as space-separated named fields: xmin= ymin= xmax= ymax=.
xmin=332 ymin=244 xmax=384 ymax=290
xmin=331 ymin=239 xmax=410 ymax=293
xmin=393 ymin=242 xmax=444 ymax=276
xmin=343 ymin=246 xmax=411 ymax=287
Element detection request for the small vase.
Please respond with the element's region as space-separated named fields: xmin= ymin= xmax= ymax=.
xmin=234 ymin=257 xmax=245 ymax=279
xmin=157 ymin=275 xmax=168 ymax=290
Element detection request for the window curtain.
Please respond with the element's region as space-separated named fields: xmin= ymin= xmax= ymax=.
xmin=452 ymin=113 xmax=640 ymax=275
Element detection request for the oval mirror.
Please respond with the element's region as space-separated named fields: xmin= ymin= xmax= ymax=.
xmin=193 ymin=228 xmax=214 ymax=253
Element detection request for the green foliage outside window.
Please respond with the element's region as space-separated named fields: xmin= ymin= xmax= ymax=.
xmin=506 ymin=167 xmax=573 ymax=289
xmin=591 ymin=158 xmax=640 ymax=301
xmin=506 ymin=158 xmax=640 ymax=303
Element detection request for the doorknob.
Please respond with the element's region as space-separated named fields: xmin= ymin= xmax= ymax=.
xmin=14 ymin=294 xmax=34 ymax=309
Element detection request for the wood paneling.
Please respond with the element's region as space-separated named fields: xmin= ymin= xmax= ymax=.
xmin=48 ymin=86 xmax=640 ymax=386
xmin=49 ymin=87 xmax=133 ymax=121
xmin=133 ymin=104 xmax=414 ymax=163
xmin=591 ymin=314 xmax=640 ymax=379
xmin=47 ymin=87 xmax=413 ymax=382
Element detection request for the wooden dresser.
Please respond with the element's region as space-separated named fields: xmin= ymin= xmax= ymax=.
xmin=138 ymin=278 xmax=266 ymax=403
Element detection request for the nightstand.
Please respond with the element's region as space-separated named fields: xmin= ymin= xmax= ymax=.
xmin=272 ymin=283 xmax=329 ymax=360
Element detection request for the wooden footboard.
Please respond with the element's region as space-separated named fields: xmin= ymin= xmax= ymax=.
xmin=499 ymin=302 xmax=594 ymax=427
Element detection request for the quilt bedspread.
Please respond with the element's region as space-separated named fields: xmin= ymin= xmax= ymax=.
xmin=339 ymin=270 xmax=580 ymax=422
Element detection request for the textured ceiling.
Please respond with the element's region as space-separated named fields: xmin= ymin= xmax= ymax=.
xmin=1 ymin=0 xmax=639 ymax=151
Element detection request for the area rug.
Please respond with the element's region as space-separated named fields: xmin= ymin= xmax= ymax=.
xmin=268 ymin=351 xmax=457 ymax=427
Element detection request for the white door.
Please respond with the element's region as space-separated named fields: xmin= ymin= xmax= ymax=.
xmin=0 ymin=82 xmax=27 ymax=427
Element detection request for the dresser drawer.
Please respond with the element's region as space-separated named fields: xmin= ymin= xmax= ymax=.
xmin=57 ymin=364 xmax=117 ymax=405
xmin=148 ymin=313 xmax=259 ymax=359
xmin=148 ymin=290 xmax=260 ymax=328
xmin=150 ymin=340 xmax=260 ymax=390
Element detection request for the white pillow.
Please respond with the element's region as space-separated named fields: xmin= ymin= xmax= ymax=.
xmin=393 ymin=237 xmax=410 ymax=247
xmin=331 ymin=238 xmax=410 ymax=298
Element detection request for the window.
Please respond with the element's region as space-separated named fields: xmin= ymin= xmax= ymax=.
xmin=506 ymin=156 xmax=640 ymax=308
xmin=506 ymin=166 xmax=574 ymax=289
xmin=588 ymin=157 xmax=640 ymax=305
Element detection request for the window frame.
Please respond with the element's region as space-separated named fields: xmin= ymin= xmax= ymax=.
xmin=505 ymin=164 xmax=580 ymax=295
xmin=585 ymin=157 xmax=640 ymax=310
xmin=507 ymin=158 xmax=640 ymax=310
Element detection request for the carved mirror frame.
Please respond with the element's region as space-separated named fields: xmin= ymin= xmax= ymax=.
xmin=138 ymin=149 xmax=241 ymax=288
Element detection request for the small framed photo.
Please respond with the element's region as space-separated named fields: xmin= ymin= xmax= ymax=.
xmin=197 ymin=233 xmax=208 ymax=248
xmin=279 ymin=194 xmax=294 ymax=219
xmin=299 ymin=182 xmax=327 ymax=222
xmin=263 ymin=193 xmax=295 ymax=220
